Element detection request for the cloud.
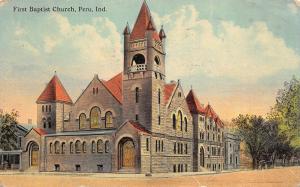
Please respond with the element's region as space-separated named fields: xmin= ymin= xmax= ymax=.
xmin=14 ymin=40 xmax=40 ymax=55
xmin=152 ymin=5 xmax=300 ymax=82
xmin=42 ymin=13 xmax=122 ymax=79
xmin=0 ymin=13 xmax=123 ymax=123
xmin=0 ymin=0 xmax=7 ymax=7
xmin=295 ymin=0 xmax=300 ymax=7
xmin=288 ymin=2 xmax=299 ymax=14
xmin=14 ymin=26 xmax=26 ymax=37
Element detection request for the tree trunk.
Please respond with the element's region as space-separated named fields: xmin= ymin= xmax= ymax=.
xmin=252 ymin=158 xmax=257 ymax=169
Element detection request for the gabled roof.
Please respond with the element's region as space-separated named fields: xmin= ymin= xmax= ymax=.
xmin=36 ymin=75 xmax=72 ymax=104
xmin=164 ymin=83 xmax=177 ymax=104
xmin=204 ymin=104 xmax=224 ymax=128
xmin=128 ymin=120 xmax=150 ymax=134
xmin=205 ymin=104 xmax=216 ymax=118
xmin=130 ymin=1 xmax=160 ymax=41
xmin=25 ymin=127 xmax=48 ymax=137
xmin=33 ymin=128 xmax=48 ymax=135
xmin=186 ymin=89 xmax=206 ymax=114
xmin=102 ymin=73 xmax=123 ymax=104
xmin=117 ymin=120 xmax=150 ymax=134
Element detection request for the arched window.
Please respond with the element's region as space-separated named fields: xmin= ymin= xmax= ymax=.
xmin=132 ymin=53 xmax=145 ymax=65
xmin=135 ymin=87 xmax=139 ymax=103
xmin=70 ymin=142 xmax=74 ymax=154
xmin=46 ymin=105 xmax=48 ymax=112
xmin=105 ymin=111 xmax=113 ymax=128
xmin=82 ymin=141 xmax=87 ymax=153
xmin=75 ymin=140 xmax=81 ymax=153
xmin=184 ymin=117 xmax=188 ymax=132
xmin=42 ymin=105 xmax=44 ymax=112
xmin=177 ymin=111 xmax=183 ymax=131
xmin=90 ymin=107 xmax=101 ymax=129
xmin=105 ymin=141 xmax=110 ymax=153
xmin=158 ymin=89 xmax=161 ymax=104
xmin=49 ymin=142 xmax=52 ymax=154
xmin=54 ymin=141 xmax=60 ymax=154
xmin=49 ymin=105 xmax=51 ymax=112
xmin=97 ymin=139 xmax=103 ymax=153
xmin=43 ymin=118 xmax=46 ymax=128
xmin=91 ymin=141 xmax=96 ymax=153
xmin=61 ymin=142 xmax=65 ymax=154
xmin=79 ymin=113 xmax=86 ymax=129
xmin=172 ymin=114 xmax=176 ymax=130
xmin=47 ymin=117 xmax=51 ymax=128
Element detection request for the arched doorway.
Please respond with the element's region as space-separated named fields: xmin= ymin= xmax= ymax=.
xmin=200 ymin=147 xmax=204 ymax=167
xmin=29 ymin=142 xmax=39 ymax=167
xmin=118 ymin=138 xmax=135 ymax=170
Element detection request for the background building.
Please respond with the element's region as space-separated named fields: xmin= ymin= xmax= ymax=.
xmin=224 ymin=132 xmax=240 ymax=170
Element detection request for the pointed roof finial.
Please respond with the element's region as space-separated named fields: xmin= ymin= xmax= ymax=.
xmin=123 ymin=22 xmax=131 ymax=35
xmin=178 ymin=79 xmax=181 ymax=84
xmin=159 ymin=25 xmax=166 ymax=39
xmin=54 ymin=70 xmax=57 ymax=75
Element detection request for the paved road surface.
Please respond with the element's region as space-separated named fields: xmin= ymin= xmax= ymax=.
xmin=0 ymin=167 xmax=299 ymax=187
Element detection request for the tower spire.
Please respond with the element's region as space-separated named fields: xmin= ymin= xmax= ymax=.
xmin=130 ymin=0 xmax=160 ymax=41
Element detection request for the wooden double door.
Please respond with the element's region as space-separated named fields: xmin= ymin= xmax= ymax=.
xmin=119 ymin=138 xmax=135 ymax=170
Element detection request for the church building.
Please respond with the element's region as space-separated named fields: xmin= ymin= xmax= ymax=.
xmin=21 ymin=1 xmax=225 ymax=173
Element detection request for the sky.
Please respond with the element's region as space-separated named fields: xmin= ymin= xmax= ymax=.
xmin=0 ymin=0 xmax=299 ymax=124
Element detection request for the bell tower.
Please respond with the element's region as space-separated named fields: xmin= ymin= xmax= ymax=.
xmin=122 ymin=1 xmax=167 ymax=132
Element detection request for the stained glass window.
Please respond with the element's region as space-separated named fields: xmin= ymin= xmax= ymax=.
xmin=90 ymin=107 xmax=101 ymax=129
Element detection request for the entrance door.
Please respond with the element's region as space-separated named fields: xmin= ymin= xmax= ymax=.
xmin=122 ymin=140 xmax=135 ymax=168
xmin=30 ymin=143 xmax=39 ymax=167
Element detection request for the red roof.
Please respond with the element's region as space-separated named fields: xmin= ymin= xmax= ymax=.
xmin=33 ymin=128 xmax=47 ymax=135
xmin=130 ymin=1 xmax=160 ymax=41
xmin=204 ymin=104 xmax=224 ymax=128
xmin=37 ymin=75 xmax=72 ymax=104
xmin=128 ymin=120 xmax=150 ymax=134
xmin=186 ymin=90 xmax=205 ymax=114
xmin=103 ymin=73 xmax=123 ymax=104
xmin=164 ymin=83 xmax=177 ymax=104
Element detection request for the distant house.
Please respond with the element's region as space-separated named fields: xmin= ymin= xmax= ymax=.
xmin=224 ymin=132 xmax=241 ymax=170
xmin=0 ymin=124 xmax=29 ymax=170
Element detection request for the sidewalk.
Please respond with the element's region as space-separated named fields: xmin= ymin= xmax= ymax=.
xmin=0 ymin=169 xmax=242 ymax=178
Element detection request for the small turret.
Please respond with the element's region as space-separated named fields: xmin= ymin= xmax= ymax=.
xmin=36 ymin=73 xmax=73 ymax=133
xmin=123 ymin=22 xmax=131 ymax=35
xmin=123 ymin=22 xmax=131 ymax=74
xmin=159 ymin=25 xmax=167 ymax=52
xmin=159 ymin=25 xmax=166 ymax=39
